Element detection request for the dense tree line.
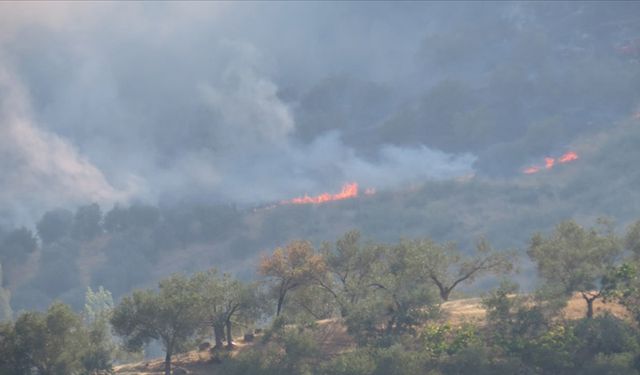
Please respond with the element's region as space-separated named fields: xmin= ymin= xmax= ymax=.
xmin=0 ymin=202 xmax=245 ymax=313
xmin=2 ymin=218 xmax=640 ymax=374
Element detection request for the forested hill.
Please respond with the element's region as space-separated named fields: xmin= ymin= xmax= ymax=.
xmin=1 ymin=114 xmax=639 ymax=314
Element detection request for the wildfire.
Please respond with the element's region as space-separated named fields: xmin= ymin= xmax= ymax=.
xmin=544 ymin=157 xmax=555 ymax=169
xmin=523 ymin=166 xmax=541 ymax=175
xmin=558 ymin=151 xmax=578 ymax=163
xmin=523 ymin=151 xmax=579 ymax=175
xmin=283 ymin=182 xmax=374 ymax=205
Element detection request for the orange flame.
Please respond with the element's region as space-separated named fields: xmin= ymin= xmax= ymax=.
xmin=544 ymin=157 xmax=555 ymax=169
xmin=285 ymin=182 xmax=360 ymax=205
xmin=523 ymin=151 xmax=579 ymax=175
xmin=523 ymin=166 xmax=541 ymax=174
xmin=558 ymin=151 xmax=578 ymax=163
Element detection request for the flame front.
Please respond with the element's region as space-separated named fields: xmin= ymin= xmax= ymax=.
xmin=284 ymin=182 xmax=360 ymax=205
xmin=523 ymin=151 xmax=579 ymax=175
xmin=544 ymin=157 xmax=555 ymax=169
xmin=523 ymin=166 xmax=541 ymax=174
xmin=558 ymin=151 xmax=578 ymax=163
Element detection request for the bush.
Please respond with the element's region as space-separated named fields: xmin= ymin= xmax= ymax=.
xmin=322 ymin=349 xmax=376 ymax=375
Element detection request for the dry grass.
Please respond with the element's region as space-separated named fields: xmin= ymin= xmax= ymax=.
xmin=441 ymin=292 xmax=630 ymax=325
xmin=114 ymin=293 xmax=631 ymax=374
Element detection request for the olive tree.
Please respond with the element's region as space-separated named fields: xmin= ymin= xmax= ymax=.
xmin=111 ymin=274 xmax=201 ymax=375
xmin=192 ymin=269 xmax=259 ymax=349
xmin=527 ymin=220 xmax=621 ymax=318
xmin=404 ymin=237 xmax=514 ymax=301
xmin=259 ymin=240 xmax=327 ymax=317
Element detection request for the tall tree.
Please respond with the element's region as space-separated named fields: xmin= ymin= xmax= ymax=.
xmin=192 ymin=269 xmax=259 ymax=349
xmin=111 ymin=274 xmax=201 ymax=375
xmin=81 ymin=286 xmax=116 ymax=374
xmin=259 ymin=240 xmax=326 ymax=317
xmin=344 ymin=242 xmax=439 ymax=342
xmin=5 ymin=303 xmax=87 ymax=375
xmin=321 ymin=230 xmax=385 ymax=316
xmin=528 ymin=220 xmax=621 ymax=318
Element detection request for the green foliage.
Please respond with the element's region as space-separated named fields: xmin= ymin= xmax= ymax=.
xmin=0 ymin=302 xmax=110 ymax=375
xmin=83 ymin=286 xmax=114 ymax=324
xmin=371 ymin=344 xmax=425 ymax=375
xmin=4 ymin=219 xmax=640 ymax=375
xmin=604 ymin=262 xmax=640 ymax=323
xmin=111 ymin=274 xmax=202 ymax=374
xmin=625 ymin=220 xmax=640 ymax=259
xmin=340 ymin=241 xmax=441 ymax=345
xmin=191 ymin=269 xmax=262 ymax=348
xmin=528 ymin=220 xmax=622 ymax=318
xmin=322 ymin=349 xmax=376 ymax=375
xmin=322 ymin=231 xmax=384 ymax=316
xmin=222 ymin=328 xmax=321 ymax=375
xmin=221 ymin=343 xmax=285 ymax=375
xmin=421 ymin=323 xmax=479 ymax=358
xmin=483 ymin=280 xmax=551 ymax=355
xmin=401 ymin=237 xmax=514 ymax=301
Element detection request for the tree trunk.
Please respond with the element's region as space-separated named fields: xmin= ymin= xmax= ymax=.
xmin=276 ymin=293 xmax=286 ymax=317
xmin=586 ymin=298 xmax=594 ymax=319
xmin=213 ymin=323 xmax=224 ymax=348
xmin=164 ymin=349 xmax=172 ymax=375
xmin=440 ymin=288 xmax=451 ymax=301
xmin=581 ymin=292 xmax=598 ymax=319
xmin=226 ymin=320 xmax=234 ymax=349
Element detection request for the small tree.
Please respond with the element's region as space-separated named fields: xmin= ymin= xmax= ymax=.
xmin=4 ymin=302 xmax=87 ymax=375
xmin=81 ymin=286 xmax=119 ymax=373
xmin=527 ymin=220 xmax=622 ymax=318
xmin=259 ymin=240 xmax=326 ymax=317
xmin=405 ymin=237 xmax=514 ymax=301
xmin=111 ymin=274 xmax=201 ymax=375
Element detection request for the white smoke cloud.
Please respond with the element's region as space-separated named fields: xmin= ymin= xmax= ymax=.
xmin=0 ymin=2 xmax=477 ymax=223
xmin=0 ymin=67 xmax=135 ymax=226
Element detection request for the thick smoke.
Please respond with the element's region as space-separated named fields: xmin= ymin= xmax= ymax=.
xmin=0 ymin=2 xmax=476 ymax=223
xmin=2 ymin=2 xmax=639 ymax=225
xmin=0 ymin=66 xmax=133 ymax=227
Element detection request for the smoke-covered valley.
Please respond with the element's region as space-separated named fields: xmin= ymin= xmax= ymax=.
xmin=1 ymin=2 xmax=640 ymax=313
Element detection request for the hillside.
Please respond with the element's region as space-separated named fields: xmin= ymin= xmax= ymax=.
xmin=113 ymin=293 xmax=630 ymax=375
xmin=3 ymin=114 xmax=640 ymax=314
